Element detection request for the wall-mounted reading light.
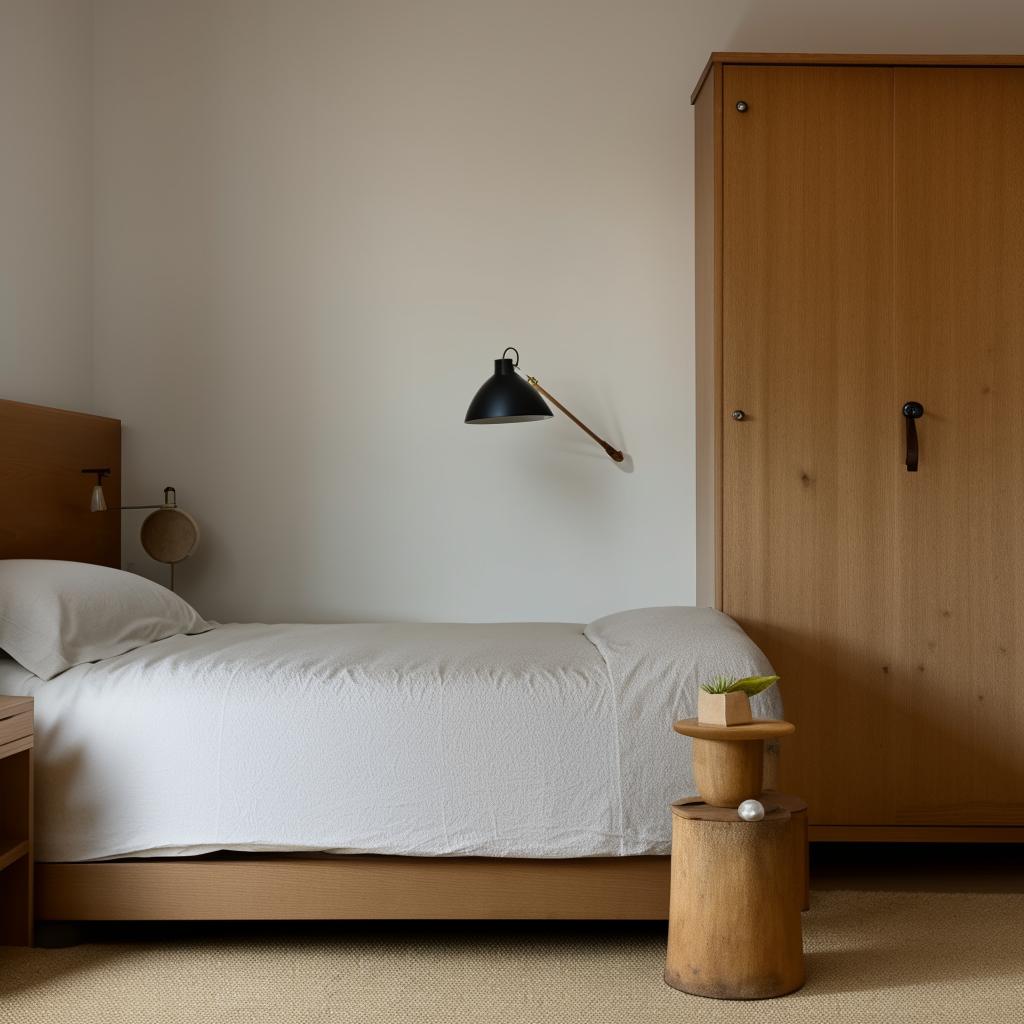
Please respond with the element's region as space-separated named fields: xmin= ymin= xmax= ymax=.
xmin=83 ymin=468 xmax=110 ymax=512
xmin=464 ymin=348 xmax=625 ymax=462
xmin=81 ymin=470 xmax=199 ymax=591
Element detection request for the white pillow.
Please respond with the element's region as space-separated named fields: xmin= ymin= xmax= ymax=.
xmin=0 ymin=559 xmax=212 ymax=680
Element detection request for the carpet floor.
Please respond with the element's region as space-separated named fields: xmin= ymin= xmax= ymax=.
xmin=1 ymin=891 xmax=1022 ymax=1023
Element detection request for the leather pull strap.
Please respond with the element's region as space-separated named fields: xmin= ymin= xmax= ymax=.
xmin=902 ymin=402 xmax=924 ymax=472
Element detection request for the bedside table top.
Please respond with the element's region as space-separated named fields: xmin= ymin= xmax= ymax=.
xmin=0 ymin=695 xmax=33 ymax=720
xmin=671 ymin=800 xmax=791 ymax=823
xmin=673 ymin=717 xmax=794 ymax=741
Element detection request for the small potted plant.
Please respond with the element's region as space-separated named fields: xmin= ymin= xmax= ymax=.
xmin=698 ymin=674 xmax=780 ymax=726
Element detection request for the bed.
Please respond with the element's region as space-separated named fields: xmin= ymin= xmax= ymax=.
xmin=0 ymin=398 xmax=780 ymax=921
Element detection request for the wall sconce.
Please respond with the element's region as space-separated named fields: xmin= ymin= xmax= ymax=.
xmin=84 ymin=468 xmax=110 ymax=512
xmin=81 ymin=469 xmax=200 ymax=590
xmin=464 ymin=348 xmax=625 ymax=462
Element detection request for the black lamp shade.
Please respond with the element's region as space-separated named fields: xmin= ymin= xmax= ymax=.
xmin=465 ymin=358 xmax=553 ymax=424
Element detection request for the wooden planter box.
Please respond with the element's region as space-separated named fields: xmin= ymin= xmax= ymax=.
xmin=697 ymin=691 xmax=752 ymax=727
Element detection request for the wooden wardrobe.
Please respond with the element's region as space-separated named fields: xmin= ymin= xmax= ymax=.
xmin=694 ymin=54 xmax=1024 ymax=842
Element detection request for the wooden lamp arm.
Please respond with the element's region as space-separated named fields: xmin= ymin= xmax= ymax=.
xmin=525 ymin=376 xmax=624 ymax=463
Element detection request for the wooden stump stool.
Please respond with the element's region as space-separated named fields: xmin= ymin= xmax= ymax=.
xmin=665 ymin=801 xmax=805 ymax=1000
xmin=770 ymin=792 xmax=810 ymax=912
xmin=674 ymin=794 xmax=809 ymax=912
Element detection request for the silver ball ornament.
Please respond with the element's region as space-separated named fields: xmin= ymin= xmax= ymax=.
xmin=737 ymin=798 xmax=765 ymax=821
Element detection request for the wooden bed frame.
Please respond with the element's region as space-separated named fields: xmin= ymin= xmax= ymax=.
xmin=6 ymin=397 xmax=1007 ymax=920
xmin=1 ymin=397 xmax=673 ymax=921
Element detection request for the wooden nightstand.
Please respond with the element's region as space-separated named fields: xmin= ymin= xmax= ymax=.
xmin=0 ymin=695 xmax=33 ymax=946
xmin=666 ymin=716 xmax=805 ymax=999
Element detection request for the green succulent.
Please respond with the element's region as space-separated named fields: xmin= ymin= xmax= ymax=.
xmin=700 ymin=674 xmax=780 ymax=696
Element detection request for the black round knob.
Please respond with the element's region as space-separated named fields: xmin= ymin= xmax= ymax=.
xmin=902 ymin=401 xmax=924 ymax=419
xmin=736 ymin=100 xmax=748 ymax=113
xmin=731 ymin=409 xmax=746 ymax=421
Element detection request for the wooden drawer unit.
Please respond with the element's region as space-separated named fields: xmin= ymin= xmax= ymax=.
xmin=0 ymin=694 xmax=34 ymax=946
xmin=0 ymin=709 xmax=33 ymax=748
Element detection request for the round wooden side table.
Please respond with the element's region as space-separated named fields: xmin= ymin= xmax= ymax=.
xmin=664 ymin=800 xmax=805 ymax=1000
xmin=667 ymin=714 xmax=806 ymax=999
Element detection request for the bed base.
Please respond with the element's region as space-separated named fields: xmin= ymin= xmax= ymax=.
xmin=13 ymin=401 xmax=1023 ymax=927
xmin=36 ymin=855 xmax=672 ymax=921
xmin=37 ymin=825 xmax=1022 ymax=922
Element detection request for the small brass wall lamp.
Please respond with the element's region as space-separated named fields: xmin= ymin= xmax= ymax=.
xmin=82 ymin=469 xmax=199 ymax=591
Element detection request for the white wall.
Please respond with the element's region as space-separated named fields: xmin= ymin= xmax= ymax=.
xmin=15 ymin=0 xmax=1024 ymax=622
xmin=93 ymin=0 xmax=713 ymax=622
xmin=0 ymin=0 xmax=93 ymax=410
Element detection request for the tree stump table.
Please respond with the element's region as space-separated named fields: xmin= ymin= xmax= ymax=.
xmin=665 ymin=801 xmax=804 ymax=999
xmin=666 ymin=716 xmax=806 ymax=999
xmin=673 ymin=793 xmax=809 ymax=913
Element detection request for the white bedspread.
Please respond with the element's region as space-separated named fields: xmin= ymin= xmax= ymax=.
xmin=0 ymin=607 xmax=779 ymax=862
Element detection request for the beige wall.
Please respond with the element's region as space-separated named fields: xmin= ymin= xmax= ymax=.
xmin=93 ymin=0 xmax=711 ymax=622
xmin=10 ymin=0 xmax=1024 ymax=621
xmin=0 ymin=0 xmax=93 ymax=410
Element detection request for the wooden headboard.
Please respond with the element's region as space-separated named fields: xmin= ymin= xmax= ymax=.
xmin=0 ymin=399 xmax=121 ymax=567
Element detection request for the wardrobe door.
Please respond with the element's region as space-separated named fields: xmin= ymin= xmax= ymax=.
xmin=892 ymin=70 xmax=1024 ymax=824
xmin=721 ymin=67 xmax=898 ymax=824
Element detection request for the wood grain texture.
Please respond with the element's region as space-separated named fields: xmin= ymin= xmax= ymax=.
xmin=673 ymin=718 xmax=794 ymax=741
xmin=0 ymin=712 xmax=33 ymax=748
xmin=700 ymin=57 xmax=1024 ymax=839
xmin=772 ymin=794 xmax=810 ymax=911
xmin=671 ymin=796 xmax=808 ymax=911
xmin=762 ymin=739 xmax=780 ymax=792
xmin=665 ymin=806 xmax=804 ymax=999
xmin=36 ymin=856 xmax=672 ymax=921
xmin=0 ymin=696 xmax=33 ymax=719
xmin=890 ymin=68 xmax=1024 ymax=825
xmin=692 ymin=738 xmax=764 ymax=808
xmin=672 ymin=799 xmax=781 ymax=822
xmin=0 ymin=399 xmax=121 ymax=567
xmin=720 ymin=66 xmax=898 ymax=825
xmin=697 ymin=690 xmax=751 ymax=726
xmin=0 ymin=735 xmax=33 ymax=760
xmin=694 ymin=62 xmax=723 ymax=606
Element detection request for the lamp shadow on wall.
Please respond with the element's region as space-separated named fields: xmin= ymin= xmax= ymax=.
xmin=598 ymin=384 xmax=633 ymax=474
xmin=537 ymin=388 xmax=633 ymax=473
xmin=534 ymin=430 xmax=633 ymax=477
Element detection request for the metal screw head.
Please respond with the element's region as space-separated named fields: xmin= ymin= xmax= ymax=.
xmin=731 ymin=409 xmax=746 ymax=421
xmin=735 ymin=100 xmax=748 ymax=112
